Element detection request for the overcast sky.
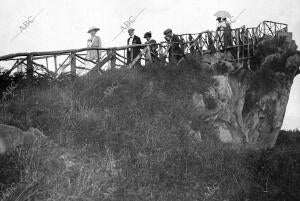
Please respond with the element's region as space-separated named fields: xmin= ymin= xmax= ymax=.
xmin=0 ymin=0 xmax=299 ymax=129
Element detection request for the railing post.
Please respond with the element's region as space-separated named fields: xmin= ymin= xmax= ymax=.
xmin=70 ymin=52 xmax=76 ymax=78
xmin=146 ymin=45 xmax=152 ymax=63
xmin=247 ymin=29 xmax=251 ymax=69
xmin=215 ymin=31 xmax=219 ymax=51
xmin=130 ymin=47 xmax=134 ymax=63
xmin=199 ymin=33 xmax=203 ymax=55
xmin=123 ymin=49 xmax=126 ymax=64
xmin=188 ymin=34 xmax=193 ymax=54
xmin=45 ymin=57 xmax=49 ymax=70
xmin=205 ymin=33 xmax=208 ymax=52
xmin=26 ymin=54 xmax=34 ymax=83
xmin=241 ymin=29 xmax=245 ymax=59
xmin=97 ymin=49 xmax=100 ymax=66
xmin=54 ymin=55 xmax=58 ymax=73
xmin=111 ymin=49 xmax=116 ymax=69
xmin=236 ymin=29 xmax=240 ymax=63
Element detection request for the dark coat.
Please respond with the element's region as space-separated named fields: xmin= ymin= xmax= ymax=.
xmin=127 ymin=35 xmax=142 ymax=64
xmin=166 ymin=34 xmax=184 ymax=62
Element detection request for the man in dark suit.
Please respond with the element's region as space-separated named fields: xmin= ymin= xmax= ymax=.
xmin=163 ymin=28 xmax=184 ymax=63
xmin=127 ymin=28 xmax=142 ymax=67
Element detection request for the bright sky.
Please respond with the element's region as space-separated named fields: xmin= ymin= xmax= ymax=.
xmin=0 ymin=0 xmax=299 ymax=129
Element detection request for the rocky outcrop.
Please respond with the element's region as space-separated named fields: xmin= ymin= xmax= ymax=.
xmin=192 ymin=35 xmax=300 ymax=149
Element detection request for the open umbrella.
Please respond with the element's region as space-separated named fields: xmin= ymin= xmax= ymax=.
xmin=214 ymin=10 xmax=232 ymax=19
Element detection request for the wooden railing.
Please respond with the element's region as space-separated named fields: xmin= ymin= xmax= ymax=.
xmin=0 ymin=20 xmax=288 ymax=78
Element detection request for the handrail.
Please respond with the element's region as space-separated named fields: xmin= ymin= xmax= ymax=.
xmin=263 ymin=20 xmax=287 ymax=26
xmin=0 ymin=20 xmax=287 ymax=61
xmin=0 ymin=41 xmax=192 ymax=61
xmin=0 ymin=20 xmax=289 ymax=77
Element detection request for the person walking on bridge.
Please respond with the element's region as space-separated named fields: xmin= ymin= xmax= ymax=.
xmin=216 ymin=17 xmax=226 ymax=50
xmin=144 ymin=31 xmax=158 ymax=64
xmin=85 ymin=26 xmax=102 ymax=72
xmin=127 ymin=28 xmax=142 ymax=67
xmin=216 ymin=18 xmax=233 ymax=51
xmin=222 ymin=18 xmax=233 ymax=49
xmin=163 ymin=28 xmax=184 ymax=63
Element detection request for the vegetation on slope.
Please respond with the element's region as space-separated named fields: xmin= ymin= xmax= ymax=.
xmin=0 ymin=55 xmax=299 ymax=201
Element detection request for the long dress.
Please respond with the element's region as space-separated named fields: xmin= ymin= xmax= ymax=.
xmin=216 ymin=21 xmax=232 ymax=50
xmin=85 ymin=35 xmax=102 ymax=69
xmin=223 ymin=23 xmax=233 ymax=49
xmin=216 ymin=21 xmax=226 ymax=50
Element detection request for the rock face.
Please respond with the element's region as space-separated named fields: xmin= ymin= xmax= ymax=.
xmin=192 ymin=35 xmax=300 ymax=149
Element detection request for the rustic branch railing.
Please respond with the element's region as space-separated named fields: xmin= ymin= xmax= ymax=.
xmin=0 ymin=20 xmax=288 ymax=79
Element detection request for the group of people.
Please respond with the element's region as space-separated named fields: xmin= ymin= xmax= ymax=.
xmin=85 ymin=26 xmax=185 ymax=69
xmin=127 ymin=28 xmax=186 ymax=66
xmin=85 ymin=16 xmax=233 ymax=69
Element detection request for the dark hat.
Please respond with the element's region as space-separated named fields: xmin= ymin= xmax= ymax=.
xmin=163 ymin=28 xmax=172 ymax=35
xmin=144 ymin=31 xmax=152 ymax=38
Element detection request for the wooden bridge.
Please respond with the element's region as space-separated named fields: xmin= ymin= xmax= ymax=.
xmin=0 ymin=20 xmax=289 ymax=79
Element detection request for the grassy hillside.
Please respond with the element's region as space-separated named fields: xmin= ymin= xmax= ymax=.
xmin=0 ymin=57 xmax=299 ymax=201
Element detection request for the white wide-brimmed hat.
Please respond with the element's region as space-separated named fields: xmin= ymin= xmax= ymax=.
xmin=87 ymin=26 xmax=100 ymax=33
xmin=214 ymin=10 xmax=232 ymax=19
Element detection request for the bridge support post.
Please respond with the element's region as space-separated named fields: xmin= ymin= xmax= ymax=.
xmin=242 ymin=30 xmax=245 ymax=59
xmin=97 ymin=49 xmax=100 ymax=68
xmin=199 ymin=33 xmax=203 ymax=55
xmin=70 ymin=52 xmax=76 ymax=78
xmin=26 ymin=54 xmax=34 ymax=83
xmin=247 ymin=29 xmax=251 ymax=70
xmin=215 ymin=31 xmax=219 ymax=51
xmin=236 ymin=29 xmax=240 ymax=63
xmin=111 ymin=49 xmax=116 ymax=69
xmin=45 ymin=57 xmax=49 ymax=70
xmin=54 ymin=55 xmax=58 ymax=74
xmin=146 ymin=45 xmax=152 ymax=63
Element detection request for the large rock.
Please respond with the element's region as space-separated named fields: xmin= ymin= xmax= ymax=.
xmin=192 ymin=35 xmax=300 ymax=149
